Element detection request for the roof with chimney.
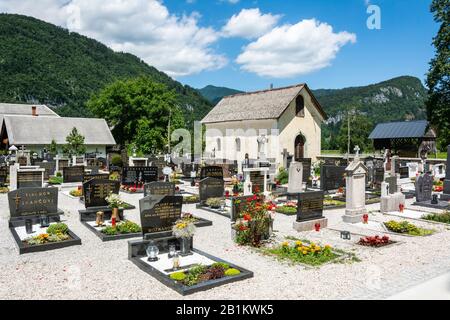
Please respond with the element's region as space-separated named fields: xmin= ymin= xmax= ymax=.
xmin=2 ymin=115 xmax=116 ymax=146
xmin=201 ymin=83 xmax=327 ymax=124
xmin=0 ymin=103 xmax=60 ymax=125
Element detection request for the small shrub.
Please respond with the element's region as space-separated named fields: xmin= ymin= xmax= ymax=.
xmin=422 ymin=212 xmax=450 ymax=224
xmin=275 ymin=206 xmax=297 ymax=215
xmin=169 ymin=272 xmax=186 ymax=281
xmin=111 ymin=155 xmax=123 ymax=167
xmin=211 ymin=262 xmax=230 ymax=270
xmin=46 ymin=223 xmax=69 ymax=235
xmin=384 ymin=220 xmax=434 ymax=236
xmin=224 ymin=268 xmax=241 ymax=276
xmin=206 ymin=197 xmax=222 ymax=208
xmin=276 ymin=167 xmax=288 ymax=184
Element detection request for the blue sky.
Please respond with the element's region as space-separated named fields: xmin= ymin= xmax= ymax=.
xmin=0 ymin=0 xmax=439 ymax=91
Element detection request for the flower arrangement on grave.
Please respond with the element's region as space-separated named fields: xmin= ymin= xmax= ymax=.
xmin=337 ymin=187 xmax=345 ymax=194
xmin=233 ymin=194 xmax=274 ymax=247
xmin=101 ymin=220 xmax=141 ymax=235
xmin=384 ymin=220 xmax=434 ymax=236
xmin=0 ymin=186 xmax=9 ymax=194
xmin=172 ymin=216 xmax=196 ymax=255
xmin=109 ymin=172 xmax=120 ymax=181
xmin=105 ymin=192 xmax=124 ymax=222
xmin=70 ymin=189 xmax=83 ymax=197
xmin=276 ymin=167 xmax=288 ymax=185
xmin=206 ymin=197 xmax=222 ymax=208
xmin=168 ymin=263 xmax=241 ymax=287
xmin=24 ymin=223 xmax=70 ymax=245
xmin=358 ymin=235 xmax=393 ymax=247
xmin=263 ymin=240 xmax=337 ymax=266
xmin=183 ymin=195 xmax=199 ymax=204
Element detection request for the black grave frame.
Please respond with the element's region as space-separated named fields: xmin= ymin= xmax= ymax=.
xmin=128 ymin=236 xmax=253 ymax=296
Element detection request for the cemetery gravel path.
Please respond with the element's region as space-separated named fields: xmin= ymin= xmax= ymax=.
xmin=1 ymin=190 xmax=450 ymax=300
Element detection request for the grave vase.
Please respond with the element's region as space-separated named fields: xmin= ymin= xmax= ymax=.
xmin=180 ymin=237 xmax=192 ymax=256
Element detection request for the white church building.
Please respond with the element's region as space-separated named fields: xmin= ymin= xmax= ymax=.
xmin=201 ymin=84 xmax=327 ymax=168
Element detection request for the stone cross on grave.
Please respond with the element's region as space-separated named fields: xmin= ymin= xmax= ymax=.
xmin=354 ymin=145 xmax=360 ymax=158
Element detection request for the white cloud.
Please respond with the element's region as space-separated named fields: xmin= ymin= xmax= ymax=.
xmin=0 ymin=0 xmax=226 ymax=77
xmin=236 ymin=19 xmax=356 ymax=78
xmin=222 ymin=8 xmax=281 ymax=39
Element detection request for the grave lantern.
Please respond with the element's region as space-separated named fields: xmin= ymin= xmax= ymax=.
xmin=314 ymin=223 xmax=321 ymax=232
xmin=39 ymin=215 xmax=50 ymax=228
xmin=25 ymin=219 xmax=33 ymax=234
xmin=146 ymin=241 xmax=159 ymax=262
xmin=340 ymin=231 xmax=351 ymax=240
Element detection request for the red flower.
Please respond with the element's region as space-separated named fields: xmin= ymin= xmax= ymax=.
xmin=243 ymin=214 xmax=252 ymax=221
xmin=238 ymin=225 xmax=248 ymax=231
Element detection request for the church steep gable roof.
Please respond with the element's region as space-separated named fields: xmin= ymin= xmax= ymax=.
xmin=201 ymin=84 xmax=326 ymax=124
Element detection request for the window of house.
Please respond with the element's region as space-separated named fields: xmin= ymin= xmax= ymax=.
xmin=296 ymin=95 xmax=305 ymax=117
xmin=216 ymin=138 xmax=221 ymax=151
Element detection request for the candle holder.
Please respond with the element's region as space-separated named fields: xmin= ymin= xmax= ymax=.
xmin=362 ymin=214 xmax=369 ymax=224
xmin=340 ymin=231 xmax=351 ymax=240
xmin=146 ymin=241 xmax=159 ymax=262
xmin=39 ymin=215 xmax=50 ymax=228
xmin=25 ymin=219 xmax=33 ymax=234
xmin=168 ymin=244 xmax=176 ymax=259
xmin=314 ymin=223 xmax=321 ymax=232
xmin=172 ymin=252 xmax=180 ymax=270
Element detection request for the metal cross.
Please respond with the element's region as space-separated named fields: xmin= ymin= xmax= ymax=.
xmin=14 ymin=193 xmax=21 ymax=210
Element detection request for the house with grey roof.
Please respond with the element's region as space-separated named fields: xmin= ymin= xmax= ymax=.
xmin=201 ymin=83 xmax=327 ymax=168
xmin=0 ymin=103 xmax=116 ymax=158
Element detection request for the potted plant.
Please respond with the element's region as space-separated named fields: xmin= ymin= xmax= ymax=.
xmin=206 ymin=197 xmax=222 ymax=209
xmin=172 ymin=217 xmax=196 ymax=256
xmin=105 ymin=192 xmax=124 ymax=222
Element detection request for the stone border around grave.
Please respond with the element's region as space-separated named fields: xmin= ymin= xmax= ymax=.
xmin=8 ymin=217 xmax=81 ymax=255
xmin=128 ymin=240 xmax=253 ymax=296
xmin=380 ymin=209 xmax=450 ymax=227
xmin=79 ymin=198 xmax=136 ymax=211
xmin=196 ymin=204 xmax=230 ymax=218
xmin=120 ymin=189 xmax=144 ymax=194
xmin=80 ymin=220 xmax=141 ymax=242
xmin=326 ymin=228 xmax=406 ymax=250
xmin=346 ymin=219 xmax=439 ymax=238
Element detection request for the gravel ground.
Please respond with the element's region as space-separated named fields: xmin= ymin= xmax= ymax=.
xmin=1 ymin=188 xmax=450 ymax=300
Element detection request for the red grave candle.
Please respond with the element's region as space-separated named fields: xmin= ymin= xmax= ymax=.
xmin=314 ymin=223 xmax=321 ymax=232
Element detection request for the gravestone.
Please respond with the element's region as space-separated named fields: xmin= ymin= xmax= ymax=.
xmin=83 ymin=173 xmax=109 ymax=183
xmin=441 ymin=145 xmax=450 ymax=201
xmin=249 ymin=171 xmax=265 ymax=194
xmin=139 ymin=195 xmax=183 ymax=235
xmin=385 ymin=176 xmax=397 ymax=194
xmin=320 ymin=165 xmax=346 ymax=191
xmin=297 ymin=158 xmax=312 ymax=186
xmin=83 ymin=179 xmax=120 ymax=208
xmin=342 ymin=160 xmax=368 ymax=223
xmin=0 ymin=167 xmax=7 ymax=186
xmin=17 ymin=156 xmax=28 ymax=166
xmin=199 ymin=177 xmax=224 ymax=203
xmin=415 ymin=173 xmax=433 ymax=202
xmin=34 ymin=161 xmax=56 ymax=180
xmin=292 ymin=191 xmax=327 ymax=232
xmin=121 ymin=166 xmax=158 ymax=186
xmin=8 ymin=187 xmax=59 ymax=218
xmin=144 ymin=182 xmax=176 ymax=197
xmin=17 ymin=169 xmax=44 ymax=189
xmin=288 ymin=162 xmax=303 ymax=193
xmin=149 ymin=157 xmax=166 ymax=178
xmin=63 ymin=166 xmax=85 ymax=183
xmin=182 ymin=163 xmax=198 ymax=177
xmin=200 ymin=166 xmax=224 ymax=180
xmin=55 ymin=157 xmax=70 ymax=173
xmin=399 ymin=166 xmax=409 ymax=179
xmin=373 ymin=167 xmax=385 ymax=189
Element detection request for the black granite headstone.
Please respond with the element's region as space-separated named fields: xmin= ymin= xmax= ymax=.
xmin=144 ymin=182 xmax=176 ymax=197
xmin=63 ymin=166 xmax=85 ymax=183
xmin=121 ymin=166 xmax=158 ymax=186
xmin=415 ymin=173 xmax=433 ymax=202
xmin=83 ymin=179 xmax=120 ymax=208
xmin=35 ymin=161 xmax=56 ymax=180
xmin=297 ymin=158 xmax=312 ymax=187
xmin=0 ymin=167 xmax=7 ymax=186
xmin=200 ymin=166 xmax=224 ymax=180
xmin=83 ymin=173 xmax=110 ymax=183
xmin=139 ymin=195 xmax=183 ymax=235
xmin=399 ymin=166 xmax=409 ymax=179
xmin=385 ymin=176 xmax=397 ymax=194
xmin=294 ymin=191 xmax=325 ymax=222
xmin=443 ymin=145 xmax=450 ymax=198
xmin=320 ymin=165 xmax=346 ymax=191
xmin=199 ymin=177 xmax=224 ymax=202
xmin=17 ymin=170 xmax=43 ymax=188
xmin=8 ymin=187 xmax=58 ymax=218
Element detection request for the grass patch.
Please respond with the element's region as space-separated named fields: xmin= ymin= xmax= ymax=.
xmin=48 ymin=176 xmax=63 ymax=184
xmin=324 ymin=199 xmax=346 ymax=207
xmin=431 ymin=152 xmax=447 ymax=159
xmin=422 ymin=212 xmax=450 ymax=224
xmin=275 ymin=206 xmax=297 ymax=215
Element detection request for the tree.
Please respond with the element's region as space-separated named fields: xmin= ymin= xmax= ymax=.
xmin=47 ymin=139 xmax=58 ymax=154
xmin=63 ymin=127 xmax=86 ymax=156
xmin=87 ymin=77 xmax=185 ymax=153
xmin=336 ymin=113 xmax=374 ymax=154
xmin=426 ymin=0 xmax=450 ymax=150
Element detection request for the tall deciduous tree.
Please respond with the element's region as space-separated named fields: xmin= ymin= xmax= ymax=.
xmin=63 ymin=127 xmax=86 ymax=156
xmin=87 ymin=77 xmax=185 ymax=153
xmin=426 ymin=0 xmax=450 ymax=150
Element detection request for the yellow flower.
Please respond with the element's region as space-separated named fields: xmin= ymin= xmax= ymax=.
xmin=282 ymin=241 xmax=289 ymax=247
xmin=315 ymin=246 xmax=321 ymax=251
xmin=295 ymin=241 xmax=302 ymax=247
xmin=297 ymin=247 xmax=302 ymax=252
xmin=325 ymin=245 xmax=331 ymax=250
xmin=302 ymin=251 xmax=307 ymax=255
